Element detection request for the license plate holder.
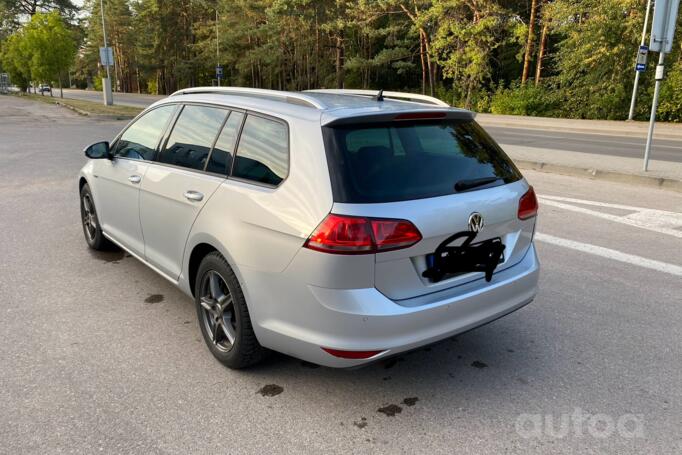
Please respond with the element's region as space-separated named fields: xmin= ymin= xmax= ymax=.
xmin=423 ymin=231 xmax=505 ymax=283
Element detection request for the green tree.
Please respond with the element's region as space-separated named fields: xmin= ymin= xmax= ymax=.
xmin=547 ymin=0 xmax=643 ymax=119
xmin=429 ymin=0 xmax=522 ymax=108
xmin=22 ymin=11 xmax=76 ymax=97
xmin=0 ymin=28 xmax=31 ymax=90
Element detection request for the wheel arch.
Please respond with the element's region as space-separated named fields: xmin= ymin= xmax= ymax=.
xmin=78 ymin=176 xmax=88 ymax=192
xmin=188 ymin=243 xmax=219 ymax=297
xmin=185 ymin=237 xmax=245 ymax=299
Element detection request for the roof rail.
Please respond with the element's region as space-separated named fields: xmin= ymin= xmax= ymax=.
xmin=304 ymin=89 xmax=450 ymax=107
xmin=170 ymin=86 xmax=326 ymax=109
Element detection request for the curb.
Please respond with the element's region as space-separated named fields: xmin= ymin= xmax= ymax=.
xmin=515 ymin=160 xmax=682 ymax=193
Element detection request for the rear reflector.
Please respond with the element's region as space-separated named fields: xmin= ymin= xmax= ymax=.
xmin=394 ymin=111 xmax=447 ymax=120
xmin=518 ymin=186 xmax=539 ymax=220
xmin=304 ymin=214 xmax=422 ymax=254
xmin=322 ymin=347 xmax=384 ymax=359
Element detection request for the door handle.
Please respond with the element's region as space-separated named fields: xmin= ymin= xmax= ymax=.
xmin=184 ymin=190 xmax=204 ymax=202
xmin=128 ymin=175 xmax=142 ymax=184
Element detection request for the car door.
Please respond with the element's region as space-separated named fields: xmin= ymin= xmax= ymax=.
xmin=139 ymin=105 xmax=244 ymax=279
xmin=95 ymin=104 xmax=177 ymax=256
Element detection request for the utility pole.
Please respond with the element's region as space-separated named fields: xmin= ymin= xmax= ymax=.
xmin=100 ymin=0 xmax=113 ymax=105
xmin=628 ymin=0 xmax=653 ymax=120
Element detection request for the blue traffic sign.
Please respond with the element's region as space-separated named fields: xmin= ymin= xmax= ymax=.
xmin=635 ymin=45 xmax=648 ymax=72
xmin=216 ymin=65 xmax=223 ymax=77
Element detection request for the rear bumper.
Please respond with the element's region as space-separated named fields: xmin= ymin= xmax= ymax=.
xmin=248 ymin=243 xmax=539 ymax=368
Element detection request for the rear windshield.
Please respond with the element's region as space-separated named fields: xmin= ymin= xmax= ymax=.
xmin=322 ymin=119 xmax=522 ymax=203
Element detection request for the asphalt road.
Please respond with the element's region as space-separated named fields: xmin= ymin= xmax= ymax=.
xmin=485 ymin=126 xmax=682 ymax=163
xmin=1 ymin=95 xmax=681 ymax=454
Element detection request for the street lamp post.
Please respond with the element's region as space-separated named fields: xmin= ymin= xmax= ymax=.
xmin=100 ymin=0 xmax=113 ymax=105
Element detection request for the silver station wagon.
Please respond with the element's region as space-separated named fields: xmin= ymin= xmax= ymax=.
xmin=78 ymin=87 xmax=540 ymax=368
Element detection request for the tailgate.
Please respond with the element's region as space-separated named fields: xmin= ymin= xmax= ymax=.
xmin=332 ymin=179 xmax=536 ymax=301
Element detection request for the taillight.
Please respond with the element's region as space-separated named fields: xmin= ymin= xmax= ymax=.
xmin=518 ymin=187 xmax=538 ymax=220
xmin=304 ymin=214 xmax=422 ymax=254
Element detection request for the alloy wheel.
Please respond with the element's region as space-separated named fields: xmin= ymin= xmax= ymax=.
xmin=199 ymin=270 xmax=237 ymax=352
xmin=82 ymin=193 xmax=97 ymax=242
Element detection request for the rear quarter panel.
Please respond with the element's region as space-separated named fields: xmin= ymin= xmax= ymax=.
xmin=181 ymin=114 xmax=333 ymax=291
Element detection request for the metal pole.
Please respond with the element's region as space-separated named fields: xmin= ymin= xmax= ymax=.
xmin=100 ymin=0 xmax=110 ymax=82
xmin=643 ymin=52 xmax=666 ymax=171
xmin=628 ymin=0 xmax=653 ymax=120
xmin=100 ymin=0 xmax=113 ymax=105
xmin=216 ymin=9 xmax=221 ymax=87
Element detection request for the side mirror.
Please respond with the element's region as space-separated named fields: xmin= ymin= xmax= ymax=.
xmin=84 ymin=141 xmax=110 ymax=159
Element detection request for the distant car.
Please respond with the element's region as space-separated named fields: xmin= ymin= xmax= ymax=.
xmin=38 ymin=84 xmax=51 ymax=93
xmin=78 ymin=87 xmax=540 ymax=369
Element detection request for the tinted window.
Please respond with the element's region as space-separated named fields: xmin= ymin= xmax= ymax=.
xmin=324 ymin=120 xmax=522 ymax=203
xmin=114 ymin=105 xmax=175 ymax=160
xmin=232 ymin=115 xmax=288 ymax=186
xmin=207 ymin=111 xmax=244 ymax=175
xmin=158 ymin=105 xmax=227 ymax=171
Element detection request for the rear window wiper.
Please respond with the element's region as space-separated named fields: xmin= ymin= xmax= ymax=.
xmin=454 ymin=176 xmax=502 ymax=193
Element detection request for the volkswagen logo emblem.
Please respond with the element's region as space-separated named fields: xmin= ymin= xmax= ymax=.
xmin=468 ymin=212 xmax=484 ymax=233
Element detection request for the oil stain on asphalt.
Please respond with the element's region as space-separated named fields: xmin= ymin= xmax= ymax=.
xmin=257 ymin=384 xmax=284 ymax=397
xmin=377 ymin=404 xmax=402 ymax=417
xmin=471 ymin=360 xmax=488 ymax=369
xmin=402 ymin=397 xmax=419 ymax=406
xmin=144 ymin=294 xmax=164 ymax=304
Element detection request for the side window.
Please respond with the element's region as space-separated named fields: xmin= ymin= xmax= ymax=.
xmin=206 ymin=111 xmax=244 ymax=175
xmin=232 ymin=115 xmax=289 ymax=186
xmin=114 ymin=105 xmax=175 ymax=160
xmin=158 ymin=105 xmax=228 ymax=171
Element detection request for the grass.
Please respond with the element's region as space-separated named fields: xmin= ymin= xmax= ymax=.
xmin=15 ymin=92 xmax=143 ymax=118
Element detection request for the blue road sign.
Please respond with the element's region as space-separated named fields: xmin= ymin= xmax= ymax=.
xmin=216 ymin=65 xmax=223 ymax=78
xmin=635 ymin=45 xmax=648 ymax=72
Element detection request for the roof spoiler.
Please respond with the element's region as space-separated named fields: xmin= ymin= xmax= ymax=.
xmin=322 ymin=109 xmax=476 ymax=127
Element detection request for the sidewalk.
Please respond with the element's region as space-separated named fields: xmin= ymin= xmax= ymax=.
xmin=477 ymin=113 xmax=682 ymax=140
xmin=501 ymin=143 xmax=682 ymax=192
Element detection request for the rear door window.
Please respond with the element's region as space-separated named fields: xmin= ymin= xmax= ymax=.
xmin=324 ymin=120 xmax=522 ymax=203
xmin=158 ymin=105 xmax=227 ymax=171
xmin=232 ymin=115 xmax=288 ymax=186
xmin=206 ymin=111 xmax=244 ymax=175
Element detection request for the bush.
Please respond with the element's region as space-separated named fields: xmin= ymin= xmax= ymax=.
xmin=490 ymin=84 xmax=558 ymax=117
xmin=657 ymin=62 xmax=682 ymax=123
xmin=146 ymin=79 xmax=158 ymax=95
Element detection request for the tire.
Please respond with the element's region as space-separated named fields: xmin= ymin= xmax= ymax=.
xmin=195 ymin=252 xmax=267 ymax=369
xmin=80 ymin=183 xmax=114 ymax=251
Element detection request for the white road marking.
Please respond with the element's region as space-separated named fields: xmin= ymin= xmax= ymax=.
xmin=538 ymin=195 xmax=682 ymax=239
xmin=535 ymin=233 xmax=682 ymax=277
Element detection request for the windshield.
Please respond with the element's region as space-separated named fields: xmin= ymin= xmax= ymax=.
xmin=323 ymin=119 xmax=522 ymax=203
